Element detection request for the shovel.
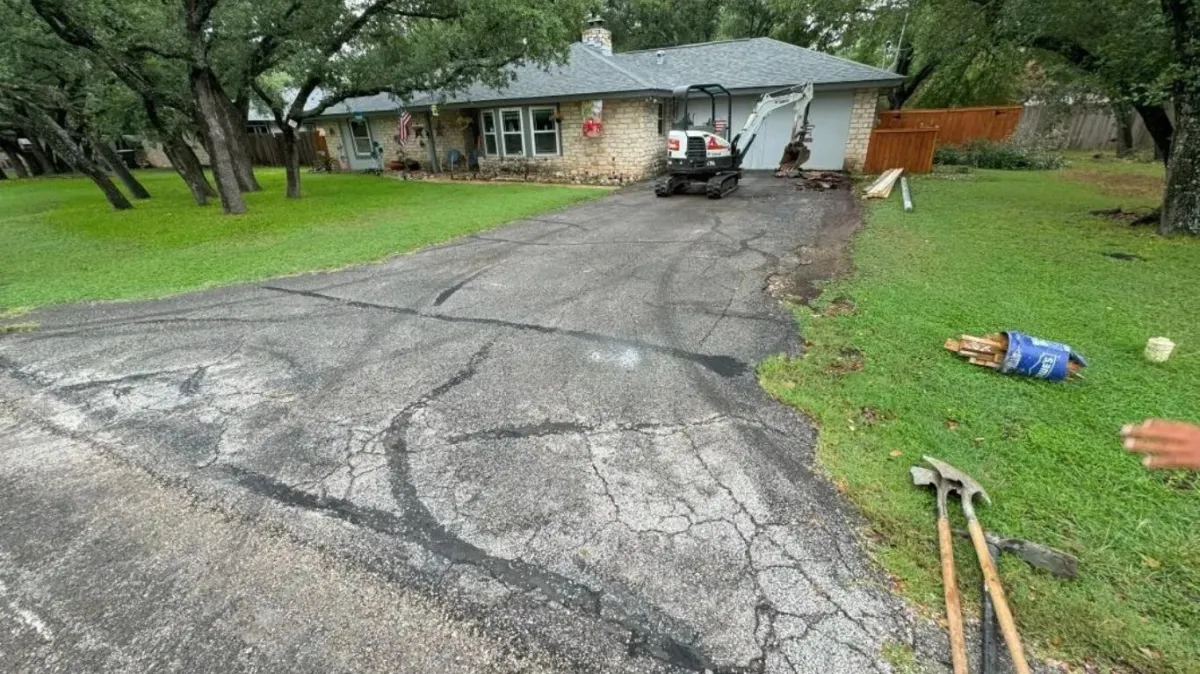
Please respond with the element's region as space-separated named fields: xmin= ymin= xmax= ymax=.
xmin=911 ymin=466 xmax=969 ymax=674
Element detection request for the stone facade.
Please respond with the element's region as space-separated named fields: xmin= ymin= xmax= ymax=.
xmin=843 ymin=88 xmax=880 ymax=171
xmin=316 ymin=97 xmax=667 ymax=184
xmin=581 ymin=22 xmax=613 ymax=55
xmin=477 ymin=97 xmax=666 ymax=184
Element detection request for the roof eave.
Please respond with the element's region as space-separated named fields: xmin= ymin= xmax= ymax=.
xmin=367 ymin=89 xmax=672 ymax=113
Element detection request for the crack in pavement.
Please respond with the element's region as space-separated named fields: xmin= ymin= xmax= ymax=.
xmin=433 ymin=266 xmax=495 ymax=307
xmin=261 ymin=286 xmax=749 ymax=378
xmin=221 ymin=344 xmax=756 ymax=673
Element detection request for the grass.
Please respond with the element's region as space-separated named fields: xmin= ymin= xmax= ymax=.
xmin=0 ymin=169 xmax=604 ymax=309
xmin=759 ymin=155 xmax=1200 ymax=672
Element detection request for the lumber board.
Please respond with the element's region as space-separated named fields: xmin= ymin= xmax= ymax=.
xmin=865 ymin=168 xmax=903 ymax=199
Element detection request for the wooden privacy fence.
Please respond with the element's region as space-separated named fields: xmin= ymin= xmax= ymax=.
xmin=877 ymin=106 xmax=1023 ymax=145
xmin=242 ymin=130 xmax=325 ymax=166
xmin=863 ymin=128 xmax=938 ymax=174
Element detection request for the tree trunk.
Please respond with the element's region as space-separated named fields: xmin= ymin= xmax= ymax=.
xmin=22 ymin=133 xmax=55 ymax=174
xmin=140 ymin=98 xmax=214 ymax=205
xmin=94 ymin=138 xmax=151 ymax=199
xmin=27 ymin=111 xmax=131 ymax=210
xmin=211 ymin=75 xmax=260 ymax=192
xmin=1155 ymin=0 xmax=1197 ymax=235
xmin=1160 ymin=87 xmax=1199 ymax=235
xmin=281 ymin=124 xmax=301 ymax=198
xmin=1112 ymin=103 xmax=1134 ymax=157
xmin=0 ymin=139 xmax=30 ymax=178
xmin=163 ymin=134 xmax=214 ymax=206
xmin=191 ymin=68 xmax=247 ymax=215
xmin=1134 ymin=103 xmax=1174 ymax=166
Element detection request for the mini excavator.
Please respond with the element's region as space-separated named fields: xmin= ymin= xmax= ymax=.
xmin=655 ymin=82 xmax=814 ymax=198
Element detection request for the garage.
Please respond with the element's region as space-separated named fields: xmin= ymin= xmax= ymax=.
xmin=730 ymin=90 xmax=855 ymax=171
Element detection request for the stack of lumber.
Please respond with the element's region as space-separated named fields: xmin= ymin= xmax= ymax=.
xmin=945 ymin=333 xmax=1008 ymax=370
xmin=864 ymin=168 xmax=903 ymax=199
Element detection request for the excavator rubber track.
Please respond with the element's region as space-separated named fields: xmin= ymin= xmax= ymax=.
xmin=654 ymin=175 xmax=682 ymax=197
xmin=706 ymin=173 xmax=739 ymax=199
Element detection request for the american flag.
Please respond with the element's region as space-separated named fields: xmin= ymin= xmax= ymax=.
xmin=397 ymin=111 xmax=412 ymax=143
xmin=714 ymin=118 xmax=728 ymax=133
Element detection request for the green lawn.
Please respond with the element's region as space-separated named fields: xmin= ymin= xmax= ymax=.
xmin=0 ymin=169 xmax=604 ymax=309
xmin=759 ymin=156 xmax=1200 ymax=672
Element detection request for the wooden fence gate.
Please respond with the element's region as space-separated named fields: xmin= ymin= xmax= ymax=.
xmin=863 ymin=128 xmax=939 ymax=174
xmin=243 ymin=130 xmax=322 ymax=166
xmin=877 ymin=106 xmax=1022 ymax=145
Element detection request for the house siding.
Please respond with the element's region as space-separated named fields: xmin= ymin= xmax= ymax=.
xmin=315 ymin=97 xmax=671 ymax=183
xmin=478 ymin=97 xmax=664 ymax=184
xmin=844 ymin=89 xmax=879 ymax=171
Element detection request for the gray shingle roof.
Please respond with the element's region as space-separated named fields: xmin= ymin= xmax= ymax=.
xmin=401 ymin=43 xmax=656 ymax=109
xmin=618 ymin=37 xmax=903 ymax=90
xmin=316 ymin=37 xmax=901 ymax=117
xmin=318 ymin=92 xmax=404 ymax=116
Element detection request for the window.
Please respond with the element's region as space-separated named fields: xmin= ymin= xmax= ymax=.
xmin=656 ymin=103 xmax=665 ymax=136
xmin=348 ymin=118 xmax=373 ymax=157
xmin=500 ymin=108 xmax=524 ymax=156
xmin=530 ymin=107 xmax=560 ymax=155
xmin=480 ymin=111 xmax=498 ymax=155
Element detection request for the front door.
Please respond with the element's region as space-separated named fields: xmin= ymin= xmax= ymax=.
xmin=344 ymin=118 xmax=377 ymax=170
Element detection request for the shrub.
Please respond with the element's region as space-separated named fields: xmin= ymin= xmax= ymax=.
xmin=934 ymin=139 xmax=1066 ymax=170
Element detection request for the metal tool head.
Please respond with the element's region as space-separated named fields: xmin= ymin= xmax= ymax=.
xmin=909 ymin=465 xmax=940 ymax=489
xmin=923 ymin=456 xmax=991 ymax=505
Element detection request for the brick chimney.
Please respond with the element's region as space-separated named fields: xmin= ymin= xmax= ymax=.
xmin=582 ymin=16 xmax=612 ymax=56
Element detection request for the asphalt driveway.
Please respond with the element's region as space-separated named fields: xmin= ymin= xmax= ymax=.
xmin=0 ymin=176 xmax=945 ymax=673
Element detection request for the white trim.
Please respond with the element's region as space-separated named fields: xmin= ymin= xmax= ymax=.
xmin=499 ymin=107 xmax=525 ymax=157
xmin=529 ymin=106 xmax=561 ymax=156
xmin=480 ymin=110 xmax=499 ymax=156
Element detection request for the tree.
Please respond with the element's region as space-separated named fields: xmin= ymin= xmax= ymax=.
xmin=0 ymin=2 xmax=143 ymax=207
xmin=25 ymin=0 xmax=254 ymax=213
xmin=253 ymin=0 xmax=590 ymax=198
xmin=0 ymin=87 xmax=134 ymax=208
xmin=955 ymin=0 xmax=1192 ymax=233
xmin=1157 ymin=0 xmax=1198 ymax=234
xmin=599 ymin=0 xmax=724 ymax=51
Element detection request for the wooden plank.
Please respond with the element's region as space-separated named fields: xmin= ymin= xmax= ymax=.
xmin=865 ymin=168 xmax=903 ymax=198
xmin=877 ymin=169 xmax=902 ymax=199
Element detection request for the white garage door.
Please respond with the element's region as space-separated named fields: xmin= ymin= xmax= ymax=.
xmin=729 ymin=91 xmax=855 ymax=170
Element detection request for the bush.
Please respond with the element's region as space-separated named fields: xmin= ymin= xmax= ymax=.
xmin=934 ymin=139 xmax=1066 ymax=170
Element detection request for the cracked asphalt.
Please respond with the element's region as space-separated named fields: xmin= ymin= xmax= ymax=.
xmin=0 ymin=176 xmax=952 ymax=673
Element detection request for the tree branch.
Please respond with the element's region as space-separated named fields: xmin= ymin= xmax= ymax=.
xmin=1029 ymin=35 xmax=1098 ymax=72
xmin=125 ymin=44 xmax=190 ymax=61
xmin=250 ymin=80 xmax=288 ymax=127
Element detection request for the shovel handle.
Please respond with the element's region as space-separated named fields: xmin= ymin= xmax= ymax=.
xmin=967 ymin=518 xmax=1031 ymax=674
xmin=937 ymin=514 xmax=969 ymax=674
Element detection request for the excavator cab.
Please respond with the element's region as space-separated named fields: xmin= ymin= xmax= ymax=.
xmin=657 ymin=82 xmax=814 ymax=199
xmin=671 ymin=84 xmax=733 ymax=139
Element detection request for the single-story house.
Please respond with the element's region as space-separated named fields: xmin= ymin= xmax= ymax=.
xmin=314 ymin=20 xmax=903 ymax=181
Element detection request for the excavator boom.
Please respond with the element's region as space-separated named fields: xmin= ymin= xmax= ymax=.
xmin=731 ymin=83 xmax=814 ymax=164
